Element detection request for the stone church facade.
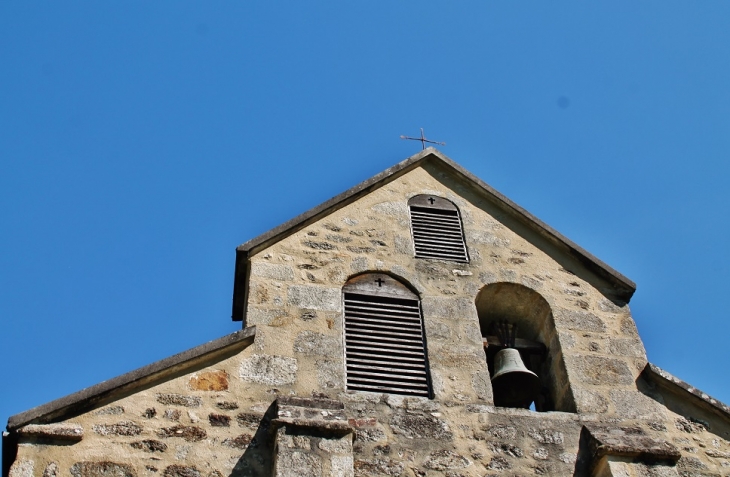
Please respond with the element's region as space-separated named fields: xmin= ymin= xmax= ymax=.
xmin=4 ymin=149 xmax=730 ymax=476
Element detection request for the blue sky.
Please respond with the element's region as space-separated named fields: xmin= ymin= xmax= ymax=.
xmin=2 ymin=2 xmax=730 ymax=437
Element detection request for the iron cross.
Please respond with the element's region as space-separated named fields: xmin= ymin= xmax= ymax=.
xmin=400 ymin=128 xmax=445 ymax=150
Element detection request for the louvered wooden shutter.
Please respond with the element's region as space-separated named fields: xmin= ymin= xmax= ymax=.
xmin=343 ymin=274 xmax=431 ymax=397
xmin=408 ymin=195 xmax=468 ymax=262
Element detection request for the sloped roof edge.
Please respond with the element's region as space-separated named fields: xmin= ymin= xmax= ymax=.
xmin=643 ymin=362 xmax=730 ymax=421
xmin=6 ymin=327 xmax=256 ymax=431
xmin=231 ymin=148 xmax=636 ymax=320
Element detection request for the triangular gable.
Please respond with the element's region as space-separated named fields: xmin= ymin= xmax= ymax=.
xmin=231 ymin=148 xmax=635 ymax=321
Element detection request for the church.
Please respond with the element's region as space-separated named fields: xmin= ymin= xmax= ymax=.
xmin=4 ymin=149 xmax=730 ymax=476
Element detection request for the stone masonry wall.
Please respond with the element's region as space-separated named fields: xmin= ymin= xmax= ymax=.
xmin=9 ymin=162 xmax=730 ymax=476
xmin=244 ymin=162 xmax=647 ymax=414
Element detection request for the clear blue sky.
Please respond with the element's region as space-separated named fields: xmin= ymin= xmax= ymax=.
xmin=2 ymin=3 xmax=730 ymax=437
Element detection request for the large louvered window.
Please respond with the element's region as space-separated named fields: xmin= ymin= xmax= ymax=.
xmin=343 ymin=273 xmax=431 ymax=397
xmin=408 ymin=195 xmax=468 ymax=262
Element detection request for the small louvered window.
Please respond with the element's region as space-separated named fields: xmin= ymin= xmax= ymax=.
xmin=408 ymin=195 xmax=468 ymax=262
xmin=343 ymin=273 xmax=431 ymax=397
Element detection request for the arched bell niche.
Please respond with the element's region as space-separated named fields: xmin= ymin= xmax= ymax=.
xmin=476 ymin=282 xmax=575 ymax=412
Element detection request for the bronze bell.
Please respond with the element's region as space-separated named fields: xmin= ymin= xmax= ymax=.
xmin=491 ymin=348 xmax=541 ymax=409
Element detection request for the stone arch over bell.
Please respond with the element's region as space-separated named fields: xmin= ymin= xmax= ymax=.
xmin=475 ymin=282 xmax=576 ymax=412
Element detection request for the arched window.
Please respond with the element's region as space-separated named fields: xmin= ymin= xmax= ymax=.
xmin=343 ymin=273 xmax=431 ymax=397
xmin=476 ymin=282 xmax=576 ymax=412
xmin=408 ymin=195 xmax=468 ymax=263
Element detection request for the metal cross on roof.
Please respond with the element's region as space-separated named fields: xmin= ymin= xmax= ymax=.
xmin=400 ymin=128 xmax=445 ymax=150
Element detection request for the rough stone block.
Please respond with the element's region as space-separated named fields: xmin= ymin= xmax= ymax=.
xmin=598 ymin=299 xmax=628 ymax=314
xmin=471 ymin=370 xmax=493 ymax=402
xmin=274 ymin=450 xmax=323 ymax=477
xmin=354 ymin=427 xmax=386 ymax=443
xmin=304 ymin=240 xmax=338 ymax=250
xmin=573 ymin=389 xmax=610 ymax=414
xmin=329 ymin=455 xmax=354 ymax=477
xmin=567 ymin=355 xmax=634 ymax=385
xmin=528 ymin=428 xmax=565 ymax=445
xmin=92 ymin=421 xmax=142 ymax=437
xmin=414 ymin=260 xmax=454 ymax=280
xmin=389 ymin=413 xmax=452 ymax=440
xmin=554 ymin=309 xmax=606 ymax=332
xmin=610 ymin=390 xmax=665 ymax=419
xmin=584 ymin=425 xmax=681 ymax=463
xmin=156 ymin=425 xmax=207 ymax=442
xmin=70 ymin=462 xmax=135 ymax=477
xmin=676 ymin=455 xmax=709 ymax=472
xmin=325 ymin=234 xmax=351 ymax=244
xmin=486 ymin=456 xmax=510 ymax=471
xmin=156 ymin=393 xmax=202 ymax=407
xmin=246 ymin=307 xmax=289 ymax=326
xmin=620 ymin=316 xmax=640 ymax=337
xmin=293 ymin=331 xmax=340 ymax=356
xmin=237 ymin=412 xmax=264 ymax=429
xmin=608 ymin=338 xmax=646 ymax=358
xmin=316 ymin=359 xmax=345 ymax=390
xmin=481 ymin=424 xmax=517 ymax=440
xmin=8 ymin=460 xmax=34 ymax=477
xmin=239 ymin=354 xmax=298 ymax=385
xmin=353 ymin=459 xmax=405 ymax=476
xmin=189 ymin=370 xmax=229 ymax=391
xmin=251 ymin=262 xmax=295 ymax=281
xmin=623 ymin=462 xmax=680 ymax=476
xmin=424 ymin=450 xmax=471 ymax=470
xmin=216 ymin=401 xmax=239 ymax=410
xmin=271 ymin=397 xmax=353 ymax=464
xmin=424 ymin=320 xmax=451 ymax=341
xmin=421 ymin=296 xmax=475 ymax=321
xmin=370 ymin=201 xmax=408 ymax=217
xmin=94 ymin=406 xmax=124 ymax=416
xmin=346 ymin=245 xmax=375 ymax=254
xmin=130 ymin=440 xmax=167 ymax=453
xmin=557 ymin=331 xmax=576 ymax=350
xmin=466 ymin=230 xmax=510 ymax=247
xmin=318 ymin=437 xmax=353 ymax=454
xmin=208 ymin=413 xmax=231 ymax=427
xmin=163 ymin=466 xmax=201 ymax=477
xmin=350 ymin=256 xmax=368 ymax=272
xmin=429 ymin=343 xmax=483 ymax=368
xmin=42 ymin=464 xmax=60 ymax=477
xmin=222 ymin=433 xmax=253 ymax=449
xmin=287 ymin=285 xmax=342 ymax=311
xmin=17 ymin=422 xmax=84 ymax=441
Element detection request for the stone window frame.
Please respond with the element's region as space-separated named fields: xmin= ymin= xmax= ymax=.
xmin=341 ymin=272 xmax=433 ymax=398
xmin=407 ymin=194 xmax=469 ymax=263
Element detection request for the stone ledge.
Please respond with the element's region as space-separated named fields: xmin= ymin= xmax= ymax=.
xmin=272 ymin=397 xmax=353 ymax=436
xmin=277 ymin=396 xmax=344 ymax=410
xmin=16 ymin=423 xmax=83 ymax=441
xmin=271 ymin=418 xmax=353 ymax=435
xmin=465 ymin=404 xmax=584 ymax=421
xmin=583 ymin=425 xmax=681 ymax=463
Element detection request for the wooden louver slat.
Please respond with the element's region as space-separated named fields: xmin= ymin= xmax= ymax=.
xmin=409 ymin=205 xmax=468 ymax=262
xmin=344 ymin=292 xmax=430 ymax=397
